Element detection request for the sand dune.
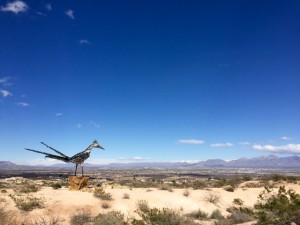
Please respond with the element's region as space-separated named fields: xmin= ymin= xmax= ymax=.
xmin=1 ymin=180 xmax=300 ymax=224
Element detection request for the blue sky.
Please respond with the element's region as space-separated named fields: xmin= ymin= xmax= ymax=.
xmin=0 ymin=0 xmax=299 ymax=165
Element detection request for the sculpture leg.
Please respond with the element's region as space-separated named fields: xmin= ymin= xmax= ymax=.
xmin=75 ymin=164 xmax=78 ymax=176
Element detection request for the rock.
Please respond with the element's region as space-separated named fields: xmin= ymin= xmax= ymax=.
xmin=69 ymin=176 xmax=89 ymax=190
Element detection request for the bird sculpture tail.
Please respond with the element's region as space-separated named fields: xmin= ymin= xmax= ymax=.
xmin=25 ymin=148 xmax=69 ymax=162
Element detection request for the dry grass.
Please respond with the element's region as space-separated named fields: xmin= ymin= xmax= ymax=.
xmin=203 ymin=192 xmax=221 ymax=205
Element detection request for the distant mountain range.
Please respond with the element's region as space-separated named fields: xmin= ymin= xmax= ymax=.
xmin=1 ymin=155 xmax=300 ymax=170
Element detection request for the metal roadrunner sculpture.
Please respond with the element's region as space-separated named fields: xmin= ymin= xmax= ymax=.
xmin=25 ymin=140 xmax=105 ymax=176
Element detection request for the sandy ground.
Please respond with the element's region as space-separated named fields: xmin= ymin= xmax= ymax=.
xmin=1 ymin=180 xmax=300 ymax=224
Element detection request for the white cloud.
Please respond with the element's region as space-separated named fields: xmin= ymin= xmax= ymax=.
xmin=116 ymin=156 xmax=152 ymax=162
xmin=239 ymin=141 xmax=250 ymax=145
xmin=65 ymin=9 xmax=74 ymax=19
xmin=16 ymin=102 xmax=29 ymax=107
xmin=45 ymin=3 xmax=51 ymax=11
xmin=79 ymin=39 xmax=91 ymax=45
xmin=90 ymin=120 xmax=100 ymax=128
xmin=55 ymin=112 xmax=63 ymax=116
xmin=76 ymin=123 xmax=82 ymax=128
xmin=281 ymin=136 xmax=292 ymax=141
xmin=0 ymin=76 xmax=12 ymax=86
xmin=1 ymin=0 xmax=28 ymax=14
xmin=253 ymin=144 xmax=300 ymax=154
xmin=178 ymin=139 xmax=204 ymax=145
xmin=211 ymin=143 xmax=233 ymax=147
xmin=1 ymin=89 xmax=12 ymax=97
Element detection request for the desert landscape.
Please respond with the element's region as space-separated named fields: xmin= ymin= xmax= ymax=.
xmin=1 ymin=168 xmax=300 ymax=225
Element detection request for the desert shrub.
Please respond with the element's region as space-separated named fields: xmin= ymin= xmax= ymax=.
xmin=233 ymin=198 xmax=244 ymax=206
xmin=135 ymin=207 xmax=197 ymax=225
xmin=270 ymin=174 xmax=287 ymax=182
xmin=191 ymin=180 xmax=206 ymax=189
xmin=130 ymin=181 xmax=158 ymax=188
xmin=26 ymin=214 xmax=63 ymax=225
xmin=101 ymin=202 xmax=110 ymax=209
xmin=16 ymin=183 xmax=40 ymax=193
xmin=183 ymin=189 xmax=190 ymax=197
xmin=9 ymin=194 xmax=45 ymax=211
xmin=230 ymin=211 xmax=254 ymax=224
xmin=216 ymin=207 xmax=254 ymax=225
xmin=123 ymin=193 xmax=130 ymax=199
xmin=286 ymin=176 xmax=299 ymax=183
xmin=243 ymin=176 xmax=252 ymax=181
xmin=223 ymin=185 xmax=235 ymax=192
xmin=93 ymin=188 xmax=113 ymax=200
xmin=136 ymin=200 xmax=149 ymax=213
xmin=203 ymin=192 xmax=221 ymax=204
xmin=70 ymin=210 xmax=92 ymax=225
xmin=186 ymin=209 xmax=208 ymax=219
xmin=243 ymin=181 xmax=263 ymax=188
xmin=213 ymin=179 xmax=228 ymax=188
xmin=254 ymin=186 xmax=300 ymax=225
xmin=93 ymin=211 xmax=127 ymax=225
xmin=159 ymin=184 xmax=173 ymax=192
xmin=210 ymin=209 xmax=224 ymax=219
xmin=51 ymin=183 xmax=62 ymax=190
xmin=1 ymin=190 xmax=7 ymax=193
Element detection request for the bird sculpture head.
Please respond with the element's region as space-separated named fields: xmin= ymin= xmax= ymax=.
xmin=93 ymin=140 xmax=105 ymax=150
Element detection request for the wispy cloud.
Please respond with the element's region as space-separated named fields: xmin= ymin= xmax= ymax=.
xmin=76 ymin=123 xmax=82 ymax=128
xmin=211 ymin=143 xmax=233 ymax=147
xmin=79 ymin=39 xmax=91 ymax=45
xmin=55 ymin=112 xmax=63 ymax=116
xmin=117 ymin=156 xmax=152 ymax=162
xmin=90 ymin=120 xmax=100 ymax=128
xmin=239 ymin=141 xmax=250 ymax=145
xmin=45 ymin=3 xmax=51 ymax=11
xmin=178 ymin=139 xmax=204 ymax=145
xmin=1 ymin=0 xmax=28 ymax=14
xmin=16 ymin=102 xmax=29 ymax=107
xmin=0 ymin=90 xmax=12 ymax=97
xmin=281 ymin=136 xmax=292 ymax=141
xmin=65 ymin=9 xmax=74 ymax=19
xmin=0 ymin=76 xmax=12 ymax=86
xmin=253 ymin=144 xmax=300 ymax=154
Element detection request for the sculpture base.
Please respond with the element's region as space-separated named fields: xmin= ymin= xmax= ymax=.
xmin=69 ymin=176 xmax=89 ymax=190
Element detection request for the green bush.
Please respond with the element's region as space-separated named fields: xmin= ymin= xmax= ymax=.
xmin=9 ymin=194 xmax=45 ymax=211
xmin=101 ymin=202 xmax=110 ymax=209
xmin=224 ymin=186 xmax=235 ymax=192
xmin=210 ymin=209 xmax=224 ymax=219
xmin=233 ymin=198 xmax=244 ymax=206
xmin=93 ymin=188 xmax=113 ymax=200
xmin=191 ymin=180 xmax=206 ymax=189
xmin=70 ymin=210 xmax=92 ymax=225
xmin=51 ymin=183 xmax=62 ymax=190
xmin=93 ymin=211 xmax=127 ymax=225
xmin=136 ymin=200 xmax=149 ymax=213
xmin=123 ymin=193 xmax=130 ymax=199
xmin=186 ymin=209 xmax=208 ymax=219
xmin=16 ymin=183 xmax=40 ymax=193
xmin=254 ymin=186 xmax=300 ymax=225
xmin=134 ymin=208 xmax=197 ymax=225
